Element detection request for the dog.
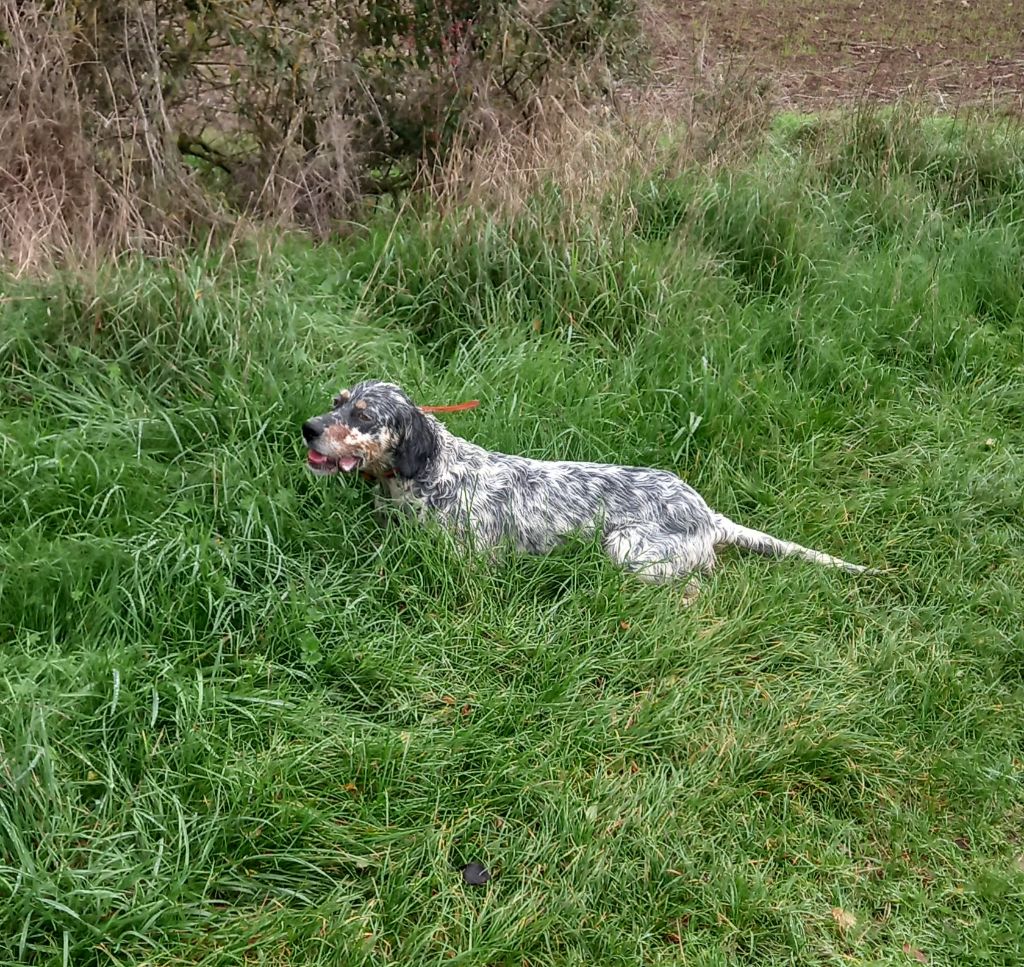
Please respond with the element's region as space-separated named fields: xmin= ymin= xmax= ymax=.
xmin=302 ymin=380 xmax=877 ymax=594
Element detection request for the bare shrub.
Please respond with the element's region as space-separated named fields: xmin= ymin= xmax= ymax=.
xmin=0 ymin=0 xmax=644 ymax=272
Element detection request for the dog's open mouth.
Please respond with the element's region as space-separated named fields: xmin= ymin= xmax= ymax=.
xmin=307 ymin=450 xmax=361 ymax=474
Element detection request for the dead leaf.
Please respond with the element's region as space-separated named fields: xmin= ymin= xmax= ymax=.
xmin=953 ymin=836 xmax=971 ymax=852
xmin=460 ymin=704 xmax=472 ymax=718
xmin=441 ymin=695 xmax=456 ymax=706
xmin=903 ymin=943 xmax=928 ymax=964
xmin=831 ymin=907 xmax=857 ymax=931
xmin=619 ymin=621 xmax=631 ymax=631
xmin=532 ymin=318 xmax=542 ymax=333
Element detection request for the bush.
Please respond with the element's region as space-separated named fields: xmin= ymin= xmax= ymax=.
xmin=0 ymin=0 xmax=643 ymax=270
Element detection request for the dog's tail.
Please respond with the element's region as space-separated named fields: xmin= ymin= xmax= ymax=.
xmin=714 ymin=514 xmax=881 ymax=575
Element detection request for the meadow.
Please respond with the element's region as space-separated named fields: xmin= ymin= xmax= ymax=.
xmin=2 ymin=113 xmax=1023 ymax=965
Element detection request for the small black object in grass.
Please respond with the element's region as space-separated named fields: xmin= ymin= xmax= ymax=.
xmin=462 ymin=861 xmax=491 ymax=886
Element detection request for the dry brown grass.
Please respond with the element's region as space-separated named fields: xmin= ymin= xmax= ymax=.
xmin=0 ymin=2 xmax=229 ymax=274
xmin=0 ymin=1 xmax=362 ymax=274
xmin=0 ymin=2 xmax=140 ymax=273
xmin=428 ymin=72 xmax=776 ymax=237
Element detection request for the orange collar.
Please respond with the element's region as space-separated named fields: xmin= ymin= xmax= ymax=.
xmin=360 ymin=398 xmax=479 ymax=482
xmin=419 ymin=400 xmax=479 ymax=414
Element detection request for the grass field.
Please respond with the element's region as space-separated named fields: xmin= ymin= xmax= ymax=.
xmin=2 ymin=113 xmax=1024 ymax=965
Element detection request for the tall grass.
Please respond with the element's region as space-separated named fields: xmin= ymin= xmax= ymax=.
xmin=2 ymin=113 xmax=1023 ymax=965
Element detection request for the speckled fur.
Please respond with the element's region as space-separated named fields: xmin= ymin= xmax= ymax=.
xmin=302 ymin=381 xmax=876 ymax=590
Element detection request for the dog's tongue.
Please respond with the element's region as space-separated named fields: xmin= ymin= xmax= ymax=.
xmin=307 ymin=450 xmax=359 ymax=472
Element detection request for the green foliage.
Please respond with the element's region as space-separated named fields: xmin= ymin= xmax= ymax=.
xmin=2 ymin=114 xmax=1024 ymax=965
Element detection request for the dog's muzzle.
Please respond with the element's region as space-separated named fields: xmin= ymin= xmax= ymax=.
xmin=302 ymin=418 xmax=362 ymax=475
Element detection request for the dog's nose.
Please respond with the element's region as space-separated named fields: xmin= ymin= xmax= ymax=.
xmin=302 ymin=419 xmax=324 ymax=444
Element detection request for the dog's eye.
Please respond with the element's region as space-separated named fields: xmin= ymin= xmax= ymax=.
xmin=356 ymin=409 xmax=371 ymax=423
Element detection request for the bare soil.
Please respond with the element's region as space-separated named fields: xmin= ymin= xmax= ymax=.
xmin=641 ymin=0 xmax=1024 ymax=111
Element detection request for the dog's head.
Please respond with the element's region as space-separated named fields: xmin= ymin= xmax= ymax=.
xmin=302 ymin=380 xmax=439 ymax=479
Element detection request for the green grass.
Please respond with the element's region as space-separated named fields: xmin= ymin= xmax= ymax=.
xmin=2 ymin=113 xmax=1024 ymax=965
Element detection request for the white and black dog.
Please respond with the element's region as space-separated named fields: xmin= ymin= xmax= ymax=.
xmin=302 ymin=380 xmax=877 ymax=593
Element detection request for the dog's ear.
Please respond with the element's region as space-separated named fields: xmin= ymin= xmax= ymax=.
xmin=393 ymin=407 xmax=439 ymax=479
